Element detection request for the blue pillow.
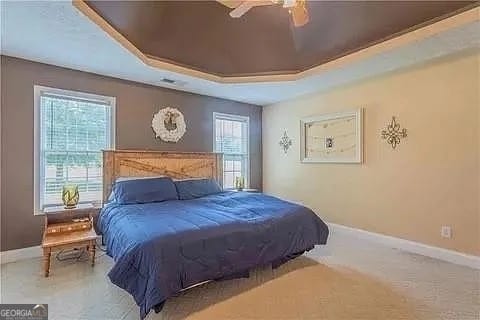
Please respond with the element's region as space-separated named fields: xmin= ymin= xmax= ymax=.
xmin=174 ymin=178 xmax=222 ymax=200
xmin=111 ymin=177 xmax=178 ymax=204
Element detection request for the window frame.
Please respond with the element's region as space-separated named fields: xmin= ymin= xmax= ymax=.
xmin=212 ymin=112 xmax=250 ymax=189
xmin=33 ymin=85 xmax=116 ymax=215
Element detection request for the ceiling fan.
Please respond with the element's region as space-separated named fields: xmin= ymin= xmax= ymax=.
xmin=217 ymin=0 xmax=309 ymax=27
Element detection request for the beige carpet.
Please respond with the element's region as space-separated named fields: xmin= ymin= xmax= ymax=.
xmin=165 ymin=260 xmax=418 ymax=320
xmin=1 ymin=231 xmax=478 ymax=320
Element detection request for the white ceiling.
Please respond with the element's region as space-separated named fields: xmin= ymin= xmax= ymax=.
xmin=1 ymin=1 xmax=479 ymax=106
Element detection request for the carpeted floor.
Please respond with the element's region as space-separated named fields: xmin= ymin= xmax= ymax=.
xmin=1 ymin=231 xmax=478 ymax=320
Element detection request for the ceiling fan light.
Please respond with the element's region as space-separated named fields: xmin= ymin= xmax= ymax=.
xmin=283 ymin=0 xmax=296 ymax=8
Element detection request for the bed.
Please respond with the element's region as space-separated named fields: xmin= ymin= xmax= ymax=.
xmin=98 ymin=150 xmax=329 ymax=319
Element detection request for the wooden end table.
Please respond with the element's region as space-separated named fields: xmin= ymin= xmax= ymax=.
xmin=41 ymin=204 xmax=100 ymax=277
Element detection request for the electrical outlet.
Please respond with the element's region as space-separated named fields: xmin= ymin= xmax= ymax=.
xmin=441 ymin=226 xmax=452 ymax=239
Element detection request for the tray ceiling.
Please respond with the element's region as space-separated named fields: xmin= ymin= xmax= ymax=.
xmin=2 ymin=1 xmax=479 ymax=104
xmin=84 ymin=0 xmax=475 ymax=77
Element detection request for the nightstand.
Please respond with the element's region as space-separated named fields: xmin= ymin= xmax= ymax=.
xmin=41 ymin=203 xmax=101 ymax=277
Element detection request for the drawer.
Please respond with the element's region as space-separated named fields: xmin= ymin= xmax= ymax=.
xmin=46 ymin=221 xmax=92 ymax=234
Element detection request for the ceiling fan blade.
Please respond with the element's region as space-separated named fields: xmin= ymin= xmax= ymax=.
xmin=216 ymin=0 xmax=243 ymax=9
xmin=291 ymin=1 xmax=309 ymax=27
xmin=229 ymin=2 xmax=255 ymax=17
xmin=229 ymin=1 xmax=274 ymax=18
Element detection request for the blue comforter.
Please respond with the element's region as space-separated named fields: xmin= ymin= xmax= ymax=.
xmin=99 ymin=191 xmax=329 ymax=318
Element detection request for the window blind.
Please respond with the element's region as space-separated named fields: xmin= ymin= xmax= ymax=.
xmin=213 ymin=113 xmax=249 ymax=189
xmin=38 ymin=90 xmax=114 ymax=209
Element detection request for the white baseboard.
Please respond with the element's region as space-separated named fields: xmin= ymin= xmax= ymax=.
xmin=1 ymin=246 xmax=42 ymax=264
xmin=328 ymin=222 xmax=480 ymax=270
xmin=1 ymin=225 xmax=478 ymax=269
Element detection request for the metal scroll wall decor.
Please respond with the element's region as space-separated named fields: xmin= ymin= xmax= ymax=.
xmin=279 ymin=130 xmax=292 ymax=154
xmin=381 ymin=116 xmax=407 ymax=149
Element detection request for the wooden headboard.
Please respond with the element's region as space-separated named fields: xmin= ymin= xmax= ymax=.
xmin=102 ymin=150 xmax=223 ymax=202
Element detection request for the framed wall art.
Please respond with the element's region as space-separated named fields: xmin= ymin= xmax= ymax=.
xmin=300 ymin=109 xmax=363 ymax=163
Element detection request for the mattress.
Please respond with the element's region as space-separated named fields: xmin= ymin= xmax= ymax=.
xmin=98 ymin=191 xmax=329 ymax=318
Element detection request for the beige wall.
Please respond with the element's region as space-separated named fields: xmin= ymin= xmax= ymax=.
xmin=263 ymin=52 xmax=480 ymax=256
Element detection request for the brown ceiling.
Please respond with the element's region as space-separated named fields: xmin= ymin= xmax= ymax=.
xmin=85 ymin=1 xmax=477 ymax=77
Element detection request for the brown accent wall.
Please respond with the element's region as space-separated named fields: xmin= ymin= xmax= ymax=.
xmin=0 ymin=56 xmax=262 ymax=251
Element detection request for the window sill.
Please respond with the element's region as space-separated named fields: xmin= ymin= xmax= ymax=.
xmin=35 ymin=202 xmax=101 ymax=215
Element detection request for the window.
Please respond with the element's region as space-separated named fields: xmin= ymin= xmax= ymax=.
xmin=34 ymin=86 xmax=115 ymax=212
xmin=213 ymin=112 xmax=249 ymax=189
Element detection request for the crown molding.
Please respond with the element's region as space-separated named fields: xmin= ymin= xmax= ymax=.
xmin=73 ymin=1 xmax=480 ymax=84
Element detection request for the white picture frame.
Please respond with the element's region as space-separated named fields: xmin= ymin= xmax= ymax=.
xmin=300 ymin=109 xmax=363 ymax=163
